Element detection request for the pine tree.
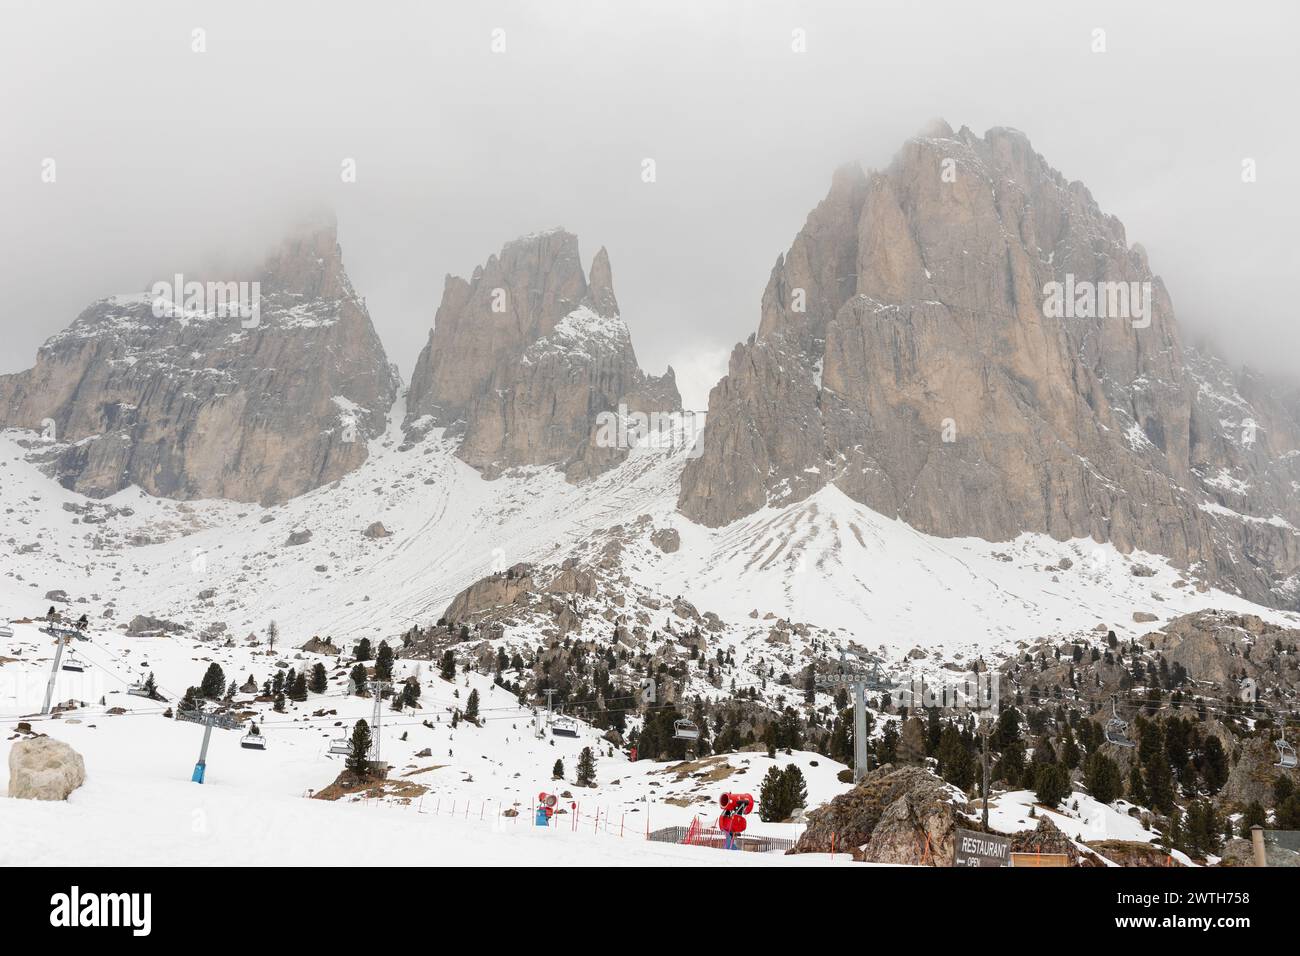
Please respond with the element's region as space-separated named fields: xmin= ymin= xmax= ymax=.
xmin=1059 ymin=725 xmax=1081 ymax=770
xmin=289 ymin=671 xmax=308 ymax=702
xmin=354 ymin=637 xmax=372 ymax=662
xmin=1034 ymin=762 xmax=1070 ymax=809
xmin=401 ymin=681 xmax=420 ymax=708
xmin=374 ymin=641 xmax=394 ymax=681
xmin=1184 ymin=800 xmax=1221 ymax=858
xmin=1084 ymin=751 xmax=1122 ymax=804
xmin=349 ymin=663 xmax=368 ymax=694
xmin=266 ymin=620 xmax=279 ymax=652
xmin=464 ymin=689 xmax=480 ymax=724
xmin=439 ymin=650 xmax=456 ymax=682
xmin=1238 ymin=801 xmax=1267 ymax=838
xmin=552 ymin=758 xmax=564 ymax=780
xmin=759 ymin=766 xmax=787 ymax=821
xmin=348 ymin=720 xmax=372 ymax=776
xmin=1125 ymin=764 xmax=1147 ymax=805
xmin=781 ymin=764 xmax=808 ymax=814
xmin=309 ymin=662 xmax=327 ymax=694
xmin=878 ymin=719 xmax=899 ymax=764
xmin=199 ymin=663 xmax=226 ymax=699
xmin=937 ymin=724 xmax=975 ymax=790
xmin=143 ymin=671 xmax=158 ymax=699
xmin=576 ymin=746 xmax=597 ymax=787
xmin=1201 ymin=735 xmax=1228 ymax=794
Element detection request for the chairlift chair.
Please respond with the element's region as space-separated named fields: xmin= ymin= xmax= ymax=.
xmin=673 ymin=718 xmax=701 ymax=741
xmin=328 ymin=735 xmax=351 ymax=755
xmin=550 ymin=715 xmax=579 ymax=738
xmin=61 ymin=652 xmax=85 ymax=674
xmin=126 ymin=669 xmax=151 ymax=697
xmin=241 ymin=729 xmax=267 ymax=751
xmin=0 ymin=625 xmax=13 ymax=639
xmin=1104 ymin=696 xmax=1134 ymax=748
xmin=1275 ymin=727 xmax=1298 ymax=770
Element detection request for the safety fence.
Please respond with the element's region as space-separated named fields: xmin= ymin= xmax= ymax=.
xmin=332 ymin=789 xmax=667 ymax=841
xmin=316 ymin=788 xmax=810 ymax=855
xmin=647 ymin=823 xmax=795 ymax=854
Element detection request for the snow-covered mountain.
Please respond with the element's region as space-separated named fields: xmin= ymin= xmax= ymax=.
xmin=0 ymin=216 xmax=398 ymax=505
xmin=5 ymin=125 xmax=1300 ymax=868
xmin=681 ymin=123 xmax=1300 ymax=610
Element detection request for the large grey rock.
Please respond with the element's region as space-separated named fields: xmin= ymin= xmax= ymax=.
xmin=679 ymin=122 xmax=1300 ymax=609
xmin=8 ymin=736 xmax=86 ymax=800
xmin=1223 ymin=736 xmax=1297 ymax=808
xmin=0 ymin=216 xmax=399 ymax=506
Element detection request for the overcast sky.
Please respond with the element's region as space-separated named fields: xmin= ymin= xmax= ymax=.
xmin=3 ymin=0 xmax=1296 ymax=408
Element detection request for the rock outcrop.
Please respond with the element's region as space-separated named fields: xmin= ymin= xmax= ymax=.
xmin=405 ymin=229 xmax=679 ymax=478
xmin=0 ymin=216 xmax=399 ymax=505
xmin=1147 ymin=609 xmax=1300 ymax=689
xmin=679 ymin=122 xmax=1300 ymax=608
xmin=1223 ymin=736 xmax=1297 ymax=808
xmin=790 ymin=764 xmax=960 ymax=863
xmin=8 ymin=736 xmax=86 ymax=800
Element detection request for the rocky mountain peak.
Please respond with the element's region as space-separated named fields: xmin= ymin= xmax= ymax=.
xmin=259 ymin=213 xmax=353 ymax=300
xmin=0 ymin=217 xmax=399 ymax=505
xmin=406 ymin=230 xmax=678 ymax=479
xmin=680 ymin=124 xmax=1300 ymax=608
xmin=586 ymin=246 xmax=619 ymax=319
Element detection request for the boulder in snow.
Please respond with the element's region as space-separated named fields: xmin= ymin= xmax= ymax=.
xmin=8 ymin=736 xmax=86 ymax=800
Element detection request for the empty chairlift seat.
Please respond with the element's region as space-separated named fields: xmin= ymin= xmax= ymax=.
xmin=673 ymin=719 xmax=700 ymax=741
xmin=1104 ymin=696 xmax=1134 ymax=748
xmin=1276 ymin=730 xmax=1298 ymax=770
xmin=550 ymin=715 xmax=579 ymax=738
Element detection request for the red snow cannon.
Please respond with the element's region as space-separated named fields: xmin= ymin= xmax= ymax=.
xmin=718 ymin=792 xmax=754 ymax=833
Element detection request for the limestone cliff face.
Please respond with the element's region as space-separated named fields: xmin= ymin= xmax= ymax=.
xmin=0 ymin=219 xmax=399 ymax=504
xmin=405 ymin=229 xmax=679 ymax=478
xmin=679 ymin=123 xmax=1300 ymax=608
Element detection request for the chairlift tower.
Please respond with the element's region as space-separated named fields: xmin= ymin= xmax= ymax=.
xmin=40 ymin=627 xmax=73 ymax=715
xmin=366 ymin=679 xmax=392 ymax=767
xmin=176 ymin=704 xmax=239 ymax=783
xmin=815 ymin=649 xmax=882 ymax=783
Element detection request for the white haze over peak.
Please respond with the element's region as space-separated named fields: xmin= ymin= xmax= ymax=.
xmin=2 ymin=0 xmax=1297 ymax=406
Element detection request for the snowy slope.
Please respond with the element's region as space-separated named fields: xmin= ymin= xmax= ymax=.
xmin=4 ymin=397 xmax=1298 ymax=866
xmin=3 ymin=397 xmax=1292 ymax=663
xmin=0 ymin=616 xmax=849 ymax=865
